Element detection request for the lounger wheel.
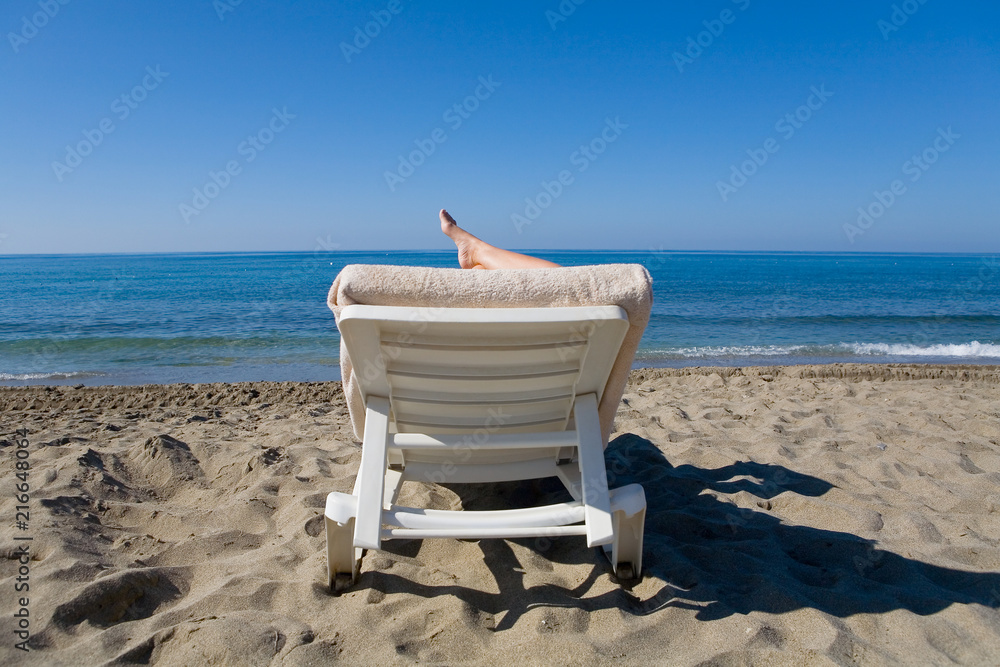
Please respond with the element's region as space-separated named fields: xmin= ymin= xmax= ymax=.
xmin=326 ymin=516 xmax=359 ymax=593
xmin=332 ymin=573 xmax=355 ymax=593
xmin=614 ymin=562 xmax=636 ymax=581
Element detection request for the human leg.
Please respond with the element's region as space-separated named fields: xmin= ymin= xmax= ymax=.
xmin=439 ymin=210 xmax=560 ymax=269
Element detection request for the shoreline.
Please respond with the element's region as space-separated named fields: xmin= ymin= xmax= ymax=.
xmin=1 ymin=362 xmax=999 ymax=396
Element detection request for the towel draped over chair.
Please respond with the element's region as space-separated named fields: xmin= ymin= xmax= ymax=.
xmin=328 ymin=263 xmax=653 ymax=444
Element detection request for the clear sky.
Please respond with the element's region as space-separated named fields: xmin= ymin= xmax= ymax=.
xmin=2 ymin=0 xmax=998 ymax=254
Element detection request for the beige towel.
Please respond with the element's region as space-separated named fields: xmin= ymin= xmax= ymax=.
xmin=328 ymin=264 xmax=653 ymax=443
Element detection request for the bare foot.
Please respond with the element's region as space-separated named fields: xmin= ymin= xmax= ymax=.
xmin=438 ymin=208 xmax=561 ymax=270
xmin=440 ymin=209 xmax=485 ymax=269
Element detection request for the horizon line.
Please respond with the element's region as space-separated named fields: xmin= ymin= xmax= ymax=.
xmin=2 ymin=249 xmax=999 ymax=259
xmin=0 ymin=248 xmax=1000 ymax=259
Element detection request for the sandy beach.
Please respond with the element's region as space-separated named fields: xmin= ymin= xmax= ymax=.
xmin=2 ymin=364 xmax=999 ymax=665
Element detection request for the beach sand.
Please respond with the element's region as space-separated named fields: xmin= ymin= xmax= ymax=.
xmin=2 ymin=364 xmax=999 ymax=665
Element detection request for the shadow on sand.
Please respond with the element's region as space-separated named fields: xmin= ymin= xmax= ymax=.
xmin=359 ymin=433 xmax=1000 ymax=630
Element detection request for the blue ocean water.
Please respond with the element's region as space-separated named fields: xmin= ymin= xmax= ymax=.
xmin=1 ymin=251 xmax=998 ymax=386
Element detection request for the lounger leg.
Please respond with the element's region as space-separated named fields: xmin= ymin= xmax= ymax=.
xmin=326 ymin=515 xmax=361 ymax=592
xmin=325 ymin=491 xmax=362 ymax=591
xmin=606 ymin=484 xmax=646 ymax=580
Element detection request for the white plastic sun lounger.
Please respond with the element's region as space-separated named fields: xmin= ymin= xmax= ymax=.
xmin=324 ymin=264 xmax=652 ymax=592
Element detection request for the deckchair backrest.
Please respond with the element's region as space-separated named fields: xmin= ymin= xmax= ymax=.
xmin=337 ymin=305 xmax=629 ymax=435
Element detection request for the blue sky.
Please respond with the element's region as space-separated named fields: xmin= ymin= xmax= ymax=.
xmin=2 ymin=0 xmax=998 ymax=254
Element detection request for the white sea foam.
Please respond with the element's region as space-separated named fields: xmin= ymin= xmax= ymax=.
xmin=846 ymin=341 xmax=1000 ymax=357
xmin=644 ymin=341 xmax=1000 ymax=359
xmin=660 ymin=345 xmax=816 ymax=358
xmin=0 ymin=371 xmax=101 ymax=381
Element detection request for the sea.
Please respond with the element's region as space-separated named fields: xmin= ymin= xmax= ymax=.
xmin=1 ymin=251 xmax=998 ymax=386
